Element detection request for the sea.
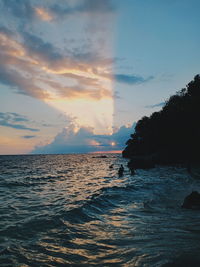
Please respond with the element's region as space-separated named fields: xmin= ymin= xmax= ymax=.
xmin=1 ymin=154 xmax=200 ymax=267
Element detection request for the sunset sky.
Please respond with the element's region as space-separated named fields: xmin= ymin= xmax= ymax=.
xmin=0 ymin=0 xmax=200 ymax=154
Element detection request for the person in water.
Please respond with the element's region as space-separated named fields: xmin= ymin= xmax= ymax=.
xmin=131 ymin=168 xmax=135 ymax=175
xmin=118 ymin=164 xmax=124 ymax=176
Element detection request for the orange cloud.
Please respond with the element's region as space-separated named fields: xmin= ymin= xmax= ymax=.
xmin=35 ymin=7 xmax=54 ymax=22
xmin=0 ymin=30 xmax=113 ymax=102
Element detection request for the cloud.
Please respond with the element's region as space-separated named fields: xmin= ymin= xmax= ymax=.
xmin=81 ymin=0 xmax=115 ymax=13
xmin=113 ymin=91 xmax=122 ymax=99
xmin=0 ymin=26 xmax=13 ymax=36
xmin=32 ymin=122 xmax=135 ymax=154
xmin=35 ymin=7 xmax=54 ymax=22
xmin=22 ymin=135 xmax=37 ymax=139
xmin=113 ymin=74 xmax=154 ymax=85
xmin=1 ymin=0 xmax=34 ymax=20
xmin=1 ymin=0 xmax=115 ymax=23
xmin=111 ymin=123 xmax=136 ymax=145
xmin=0 ymin=112 xmax=39 ymax=132
xmin=49 ymin=0 xmax=115 ymax=20
xmin=0 ymin=65 xmax=51 ymax=100
xmin=145 ymin=102 xmax=165 ymax=108
xmin=22 ymin=31 xmax=63 ymax=63
xmin=0 ymin=29 xmax=112 ymax=101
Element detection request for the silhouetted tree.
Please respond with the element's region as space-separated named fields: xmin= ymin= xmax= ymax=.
xmin=123 ymin=75 xmax=200 ymax=164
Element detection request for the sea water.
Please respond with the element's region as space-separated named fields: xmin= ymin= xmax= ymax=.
xmin=1 ymin=154 xmax=200 ymax=266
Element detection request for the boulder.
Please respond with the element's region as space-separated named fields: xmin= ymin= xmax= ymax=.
xmin=128 ymin=156 xmax=155 ymax=170
xmin=182 ymin=191 xmax=200 ymax=209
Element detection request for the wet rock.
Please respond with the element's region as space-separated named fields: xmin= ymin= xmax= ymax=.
xmin=128 ymin=156 xmax=155 ymax=170
xmin=182 ymin=191 xmax=200 ymax=209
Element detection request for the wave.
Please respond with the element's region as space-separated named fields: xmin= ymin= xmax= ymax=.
xmin=1 ymin=154 xmax=200 ymax=266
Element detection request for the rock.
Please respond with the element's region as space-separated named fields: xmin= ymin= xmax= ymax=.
xmin=93 ymin=155 xmax=107 ymax=158
xmin=128 ymin=156 xmax=155 ymax=170
xmin=182 ymin=191 xmax=200 ymax=209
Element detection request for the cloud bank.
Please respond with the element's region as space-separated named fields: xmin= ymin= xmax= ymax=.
xmin=32 ymin=123 xmax=135 ymax=154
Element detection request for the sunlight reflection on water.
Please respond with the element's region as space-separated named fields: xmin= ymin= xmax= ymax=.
xmin=1 ymin=154 xmax=200 ymax=266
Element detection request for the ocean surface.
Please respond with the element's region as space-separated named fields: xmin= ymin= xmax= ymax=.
xmin=1 ymin=154 xmax=200 ymax=267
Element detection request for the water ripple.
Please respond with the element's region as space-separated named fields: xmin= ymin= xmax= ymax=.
xmin=1 ymin=154 xmax=200 ymax=266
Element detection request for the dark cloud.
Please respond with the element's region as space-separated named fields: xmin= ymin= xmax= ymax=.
xmin=81 ymin=0 xmax=114 ymax=13
xmin=32 ymin=123 xmax=135 ymax=154
xmin=21 ymin=31 xmax=113 ymax=69
xmin=8 ymin=112 xmax=29 ymax=122
xmin=113 ymin=74 xmax=154 ymax=85
xmin=0 ymin=112 xmax=39 ymax=132
xmin=21 ymin=31 xmax=112 ymax=69
xmin=145 ymin=102 xmax=165 ymax=108
xmin=41 ymin=123 xmax=54 ymax=127
xmin=49 ymin=0 xmax=115 ymax=19
xmin=22 ymin=32 xmax=63 ymax=63
xmin=0 ymin=66 xmax=50 ymax=100
xmin=2 ymin=0 xmax=34 ymax=20
xmin=1 ymin=0 xmax=114 ymax=23
xmin=22 ymin=135 xmax=37 ymax=139
xmin=113 ymin=91 xmax=122 ymax=99
xmin=0 ymin=26 xmax=14 ymax=36
xmin=69 ymin=48 xmax=114 ymax=65
xmin=0 ymin=112 xmax=28 ymax=122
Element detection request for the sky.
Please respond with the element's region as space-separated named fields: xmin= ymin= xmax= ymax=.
xmin=0 ymin=0 xmax=199 ymax=155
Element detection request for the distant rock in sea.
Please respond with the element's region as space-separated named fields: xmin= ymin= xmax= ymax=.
xmin=93 ymin=155 xmax=108 ymax=158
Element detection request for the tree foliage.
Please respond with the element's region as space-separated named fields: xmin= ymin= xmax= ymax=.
xmin=122 ymin=75 xmax=200 ymax=164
